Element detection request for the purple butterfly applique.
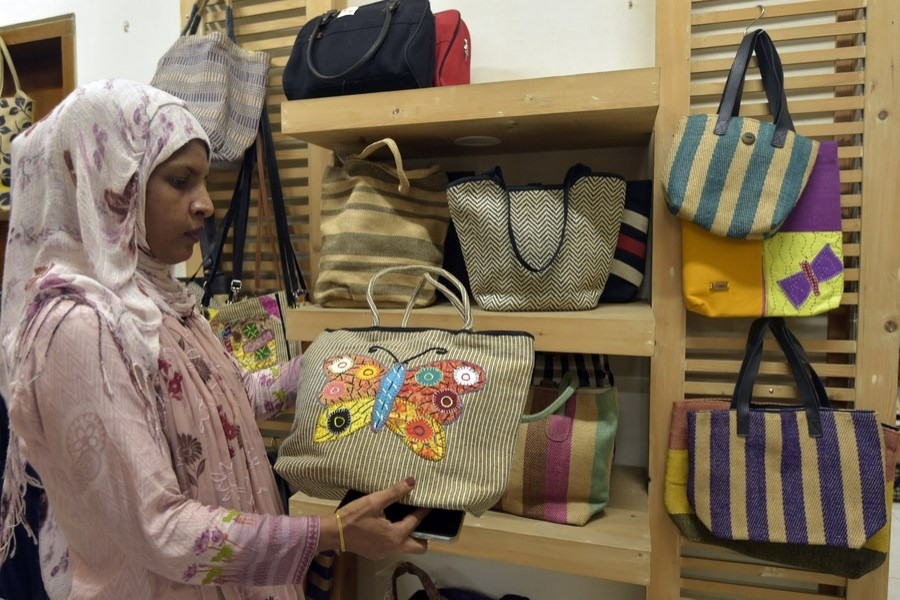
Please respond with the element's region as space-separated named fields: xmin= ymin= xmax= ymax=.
xmin=777 ymin=244 xmax=842 ymax=309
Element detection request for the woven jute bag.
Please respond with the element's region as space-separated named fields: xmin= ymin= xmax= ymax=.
xmin=151 ymin=0 xmax=269 ymax=167
xmin=276 ymin=266 xmax=534 ymax=515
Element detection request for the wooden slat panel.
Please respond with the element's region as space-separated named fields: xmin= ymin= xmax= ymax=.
xmin=690 ymin=70 xmax=865 ymax=96
xmin=692 ymin=20 xmax=867 ymax=50
xmin=686 ymin=337 xmax=858 ymax=353
xmin=837 ymin=145 xmax=863 ymax=159
xmin=681 ymin=556 xmax=847 ymax=587
xmin=691 ymin=45 xmax=865 ymax=74
xmin=684 ymin=381 xmax=855 ymax=402
xmin=692 ymin=0 xmax=866 ymax=26
xmin=690 ymin=95 xmax=864 ymax=117
xmin=796 ymin=121 xmax=864 ymax=137
xmin=841 ymin=194 xmax=861 ymax=208
xmin=681 ymin=577 xmax=841 ymax=599
xmin=685 ymin=359 xmax=856 ymax=378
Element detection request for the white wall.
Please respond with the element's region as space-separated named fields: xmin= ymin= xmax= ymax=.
xmin=2 ymin=2 xmax=656 ymax=598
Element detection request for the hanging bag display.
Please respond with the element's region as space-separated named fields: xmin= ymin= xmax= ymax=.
xmin=447 ymin=164 xmax=626 ymax=311
xmin=201 ymin=107 xmax=307 ymax=373
xmin=661 ymin=29 xmax=818 ymax=239
xmin=682 ymin=140 xmax=843 ymax=317
xmin=0 ymin=35 xmax=35 ymax=211
xmin=151 ymin=0 xmax=270 ymax=167
xmin=315 ymin=138 xmax=450 ymax=308
xmin=496 ymin=353 xmax=617 ymax=526
xmin=276 ymin=265 xmax=535 ymax=515
xmin=283 ymin=0 xmax=435 ymax=100
xmin=664 ymin=317 xmax=900 ymax=578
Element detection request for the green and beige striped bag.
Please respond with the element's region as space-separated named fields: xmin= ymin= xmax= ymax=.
xmin=315 ymin=138 xmax=450 ymax=307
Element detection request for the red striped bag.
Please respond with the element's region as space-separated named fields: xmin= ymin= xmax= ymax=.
xmin=496 ymin=355 xmax=617 ymax=525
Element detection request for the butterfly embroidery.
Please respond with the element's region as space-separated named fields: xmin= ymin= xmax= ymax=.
xmin=777 ymin=244 xmax=843 ymax=309
xmin=314 ymin=345 xmax=486 ymax=461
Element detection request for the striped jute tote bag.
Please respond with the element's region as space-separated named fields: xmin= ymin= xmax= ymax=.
xmin=497 ymin=354 xmax=617 ymax=525
xmin=661 ymin=29 xmax=818 ymax=239
xmin=315 ymin=138 xmax=450 ymax=308
xmin=276 ymin=266 xmax=534 ymax=515
xmin=664 ymin=317 xmax=899 ymax=578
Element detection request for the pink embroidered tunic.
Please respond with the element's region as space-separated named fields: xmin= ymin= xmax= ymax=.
xmin=8 ymin=303 xmax=316 ymax=599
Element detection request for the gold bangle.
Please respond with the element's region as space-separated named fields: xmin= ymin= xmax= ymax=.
xmin=334 ymin=511 xmax=346 ymax=553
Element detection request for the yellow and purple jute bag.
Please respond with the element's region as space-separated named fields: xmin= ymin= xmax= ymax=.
xmin=665 ymin=318 xmax=899 ymax=578
xmin=661 ymin=30 xmax=818 ymax=239
xmin=496 ymin=354 xmax=617 ymax=525
xmin=276 ymin=266 xmax=534 ymax=515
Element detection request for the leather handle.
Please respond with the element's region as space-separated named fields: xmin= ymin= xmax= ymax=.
xmin=389 ymin=562 xmax=445 ymax=600
xmin=305 ymin=1 xmax=399 ymax=82
xmin=731 ymin=317 xmax=828 ymax=438
xmin=714 ymin=29 xmax=794 ymax=148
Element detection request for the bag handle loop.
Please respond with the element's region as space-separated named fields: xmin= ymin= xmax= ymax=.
xmin=731 ymin=317 xmax=830 ymax=438
xmin=400 ymin=272 xmax=468 ymax=328
xmin=306 ymin=1 xmax=400 ymax=82
xmin=520 ymin=372 xmax=579 ymax=423
xmin=500 ymin=164 xmax=591 ymax=274
xmin=0 ymin=36 xmax=24 ymax=94
xmin=714 ymin=29 xmax=794 ymax=148
xmin=366 ymin=265 xmax=473 ymax=330
xmin=353 ymin=138 xmax=410 ymax=193
xmin=388 ymin=561 xmax=444 ymax=600
xmin=183 ymin=0 xmax=236 ymax=40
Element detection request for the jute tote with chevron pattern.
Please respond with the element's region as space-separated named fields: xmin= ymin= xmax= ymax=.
xmin=276 ymin=266 xmax=534 ymax=515
xmin=447 ymin=164 xmax=626 ymax=311
xmin=315 ymin=138 xmax=450 ymax=308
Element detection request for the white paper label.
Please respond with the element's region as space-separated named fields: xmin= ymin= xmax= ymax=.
xmin=337 ymin=7 xmax=359 ymax=18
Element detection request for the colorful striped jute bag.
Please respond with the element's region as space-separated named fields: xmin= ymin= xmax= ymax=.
xmin=315 ymin=138 xmax=450 ymax=308
xmin=665 ymin=317 xmax=900 ymax=578
xmin=276 ymin=266 xmax=534 ymax=515
xmin=661 ymin=30 xmax=818 ymax=239
xmin=497 ymin=354 xmax=617 ymax=525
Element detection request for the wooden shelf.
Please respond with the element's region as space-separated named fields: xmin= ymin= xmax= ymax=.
xmin=285 ymin=301 xmax=655 ymax=356
xmin=289 ymin=466 xmax=650 ymax=586
xmin=280 ymin=68 xmax=660 ymax=157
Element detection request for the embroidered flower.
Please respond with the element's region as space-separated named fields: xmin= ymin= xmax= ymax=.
xmin=356 ymin=365 xmax=381 ymax=381
xmin=183 ymin=564 xmax=199 ymax=581
xmin=167 ymin=370 xmax=185 ymax=400
xmin=431 ymin=389 xmax=462 ymax=421
xmin=323 ymin=380 xmax=346 ymax=400
xmin=176 ymin=433 xmax=203 ymax=467
xmin=193 ymin=529 xmax=211 ymax=555
xmin=405 ymin=419 xmax=434 ymax=443
xmin=326 ymin=408 xmax=352 ymax=435
xmin=453 ymin=365 xmax=480 ymax=387
xmin=67 ymin=413 xmax=106 ymax=482
xmin=190 ymin=356 xmax=213 ymax=384
xmin=415 ymin=368 xmax=443 ymax=387
xmin=328 ymin=356 xmax=355 ymax=374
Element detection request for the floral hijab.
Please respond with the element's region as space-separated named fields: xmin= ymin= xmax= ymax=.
xmin=0 ymin=79 xmax=209 ymax=560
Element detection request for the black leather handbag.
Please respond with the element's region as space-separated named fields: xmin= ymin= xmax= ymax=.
xmin=283 ymin=0 xmax=435 ymax=100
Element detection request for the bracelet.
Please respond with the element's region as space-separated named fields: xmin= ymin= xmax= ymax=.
xmin=335 ymin=511 xmax=346 ymax=553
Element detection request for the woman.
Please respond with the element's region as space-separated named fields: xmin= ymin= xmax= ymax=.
xmin=0 ymin=79 xmax=426 ymax=598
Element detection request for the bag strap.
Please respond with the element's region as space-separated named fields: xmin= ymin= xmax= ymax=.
xmin=0 ymin=36 xmax=24 ymax=93
xmin=305 ymin=1 xmax=401 ymax=82
xmin=388 ymin=561 xmax=444 ymax=600
xmin=504 ymin=164 xmax=591 ymax=274
xmin=731 ymin=317 xmax=830 ymax=438
xmin=520 ymin=372 xmax=578 ymax=423
xmin=400 ymin=272 xmax=469 ymax=327
xmin=366 ymin=265 xmax=473 ymax=330
xmin=354 ymin=138 xmax=411 ymax=193
xmin=714 ymin=29 xmax=794 ymax=148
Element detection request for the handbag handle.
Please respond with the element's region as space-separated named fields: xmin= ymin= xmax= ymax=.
xmin=400 ymin=272 xmax=468 ymax=327
xmin=714 ymin=29 xmax=794 ymax=148
xmin=0 ymin=36 xmax=24 ymax=94
xmin=499 ymin=164 xmax=591 ymax=274
xmin=388 ymin=561 xmax=444 ymax=600
xmin=366 ymin=265 xmax=473 ymax=330
xmin=183 ymin=0 xmax=236 ymax=40
xmin=731 ymin=317 xmax=830 ymax=438
xmin=353 ymin=138 xmax=410 ymax=193
xmin=520 ymin=372 xmax=578 ymax=423
xmin=305 ymin=1 xmax=400 ymax=82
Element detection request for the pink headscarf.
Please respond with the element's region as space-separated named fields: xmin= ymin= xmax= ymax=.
xmin=0 ymin=79 xmax=210 ymax=560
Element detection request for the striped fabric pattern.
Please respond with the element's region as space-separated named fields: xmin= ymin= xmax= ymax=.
xmin=664 ymin=399 xmax=899 ymax=579
xmin=600 ymin=180 xmax=651 ymax=303
xmin=687 ymin=408 xmax=887 ymax=549
xmin=497 ymin=383 xmax=618 ymax=525
xmin=276 ymin=326 xmax=534 ymax=516
xmin=315 ymin=158 xmax=450 ymax=307
xmin=151 ymin=31 xmax=270 ymax=166
xmin=662 ymin=114 xmax=818 ymax=239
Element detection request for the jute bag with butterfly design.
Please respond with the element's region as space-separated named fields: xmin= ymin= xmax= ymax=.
xmin=275 ymin=265 xmax=534 ymax=515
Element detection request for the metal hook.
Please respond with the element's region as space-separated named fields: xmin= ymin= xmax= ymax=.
xmin=744 ymin=5 xmax=766 ymax=36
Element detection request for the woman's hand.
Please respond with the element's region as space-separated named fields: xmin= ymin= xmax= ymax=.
xmin=317 ymin=477 xmax=429 ymax=560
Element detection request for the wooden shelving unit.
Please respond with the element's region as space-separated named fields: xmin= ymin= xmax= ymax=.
xmin=290 ymin=466 xmax=650 ymax=586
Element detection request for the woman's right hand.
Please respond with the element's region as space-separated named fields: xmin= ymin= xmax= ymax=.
xmin=317 ymin=477 xmax=429 ymax=560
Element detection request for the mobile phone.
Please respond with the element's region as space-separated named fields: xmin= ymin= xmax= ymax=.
xmin=337 ymin=489 xmax=465 ymax=542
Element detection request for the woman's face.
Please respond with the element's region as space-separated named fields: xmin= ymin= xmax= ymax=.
xmin=145 ymin=139 xmax=213 ymax=265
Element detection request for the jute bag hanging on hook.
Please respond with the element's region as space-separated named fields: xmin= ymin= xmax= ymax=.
xmin=315 ymin=138 xmax=450 ymax=308
xmin=0 ymin=35 xmax=35 ymax=211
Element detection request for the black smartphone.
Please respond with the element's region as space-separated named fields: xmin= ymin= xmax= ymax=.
xmin=337 ymin=489 xmax=465 ymax=542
